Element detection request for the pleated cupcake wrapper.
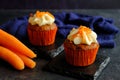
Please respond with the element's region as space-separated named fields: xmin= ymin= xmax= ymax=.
xmin=64 ymin=46 xmax=99 ymax=66
xmin=28 ymin=27 xmax=57 ymax=46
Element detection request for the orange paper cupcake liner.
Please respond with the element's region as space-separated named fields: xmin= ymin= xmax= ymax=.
xmin=28 ymin=26 xmax=57 ymax=46
xmin=64 ymin=44 xmax=99 ymax=66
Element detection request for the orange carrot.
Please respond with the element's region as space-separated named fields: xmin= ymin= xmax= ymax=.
xmin=0 ymin=46 xmax=24 ymax=70
xmin=17 ymin=53 xmax=36 ymax=69
xmin=0 ymin=29 xmax=37 ymax=58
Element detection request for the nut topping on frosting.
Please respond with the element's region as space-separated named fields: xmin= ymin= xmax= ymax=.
xmin=28 ymin=10 xmax=55 ymax=26
xmin=67 ymin=26 xmax=98 ymax=45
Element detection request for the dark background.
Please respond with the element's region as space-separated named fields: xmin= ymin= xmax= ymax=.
xmin=0 ymin=0 xmax=120 ymax=9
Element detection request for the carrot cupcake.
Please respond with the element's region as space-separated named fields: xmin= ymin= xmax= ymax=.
xmin=64 ymin=25 xmax=99 ymax=66
xmin=27 ymin=10 xmax=58 ymax=46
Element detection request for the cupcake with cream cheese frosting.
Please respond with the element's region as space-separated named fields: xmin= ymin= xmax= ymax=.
xmin=27 ymin=10 xmax=58 ymax=46
xmin=64 ymin=25 xmax=99 ymax=66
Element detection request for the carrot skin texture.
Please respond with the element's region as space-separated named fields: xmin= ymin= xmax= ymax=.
xmin=17 ymin=53 xmax=36 ymax=69
xmin=0 ymin=46 xmax=25 ymax=70
xmin=0 ymin=29 xmax=36 ymax=58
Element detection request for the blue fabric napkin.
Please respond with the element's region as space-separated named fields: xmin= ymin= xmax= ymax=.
xmin=55 ymin=12 xmax=119 ymax=48
xmin=0 ymin=12 xmax=119 ymax=48
xmin=0 ymin=16 xmax=29 ymax=41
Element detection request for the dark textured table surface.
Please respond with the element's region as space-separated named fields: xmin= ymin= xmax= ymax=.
xmin=0 ymin=9 xmax=120 ymax=80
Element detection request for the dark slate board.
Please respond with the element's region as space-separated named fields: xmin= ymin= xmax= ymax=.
xmin=26 ymin=36 xmax=65 ymax=60
xmin=43 ymin=51 xmax=110 ymax=80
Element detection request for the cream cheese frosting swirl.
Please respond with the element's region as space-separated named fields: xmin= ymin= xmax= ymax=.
xmin=67 ymin=26 xmax=98 ymax=45
xmin=28 ymin=11 xmax=55 ymax=26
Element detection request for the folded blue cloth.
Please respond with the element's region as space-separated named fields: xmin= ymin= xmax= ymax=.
xmin=0 ymin=16 xmax=29 ymax=41
xmin=54 ymin=12 xmax=119 ymax=48
xmin=0 ymin=12 xmax=119 ymax=48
